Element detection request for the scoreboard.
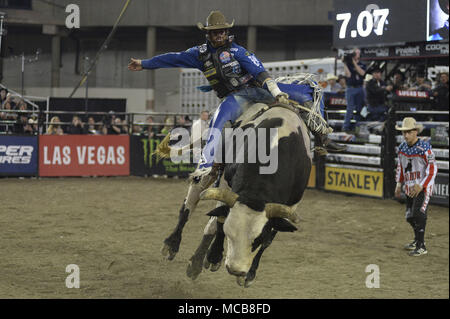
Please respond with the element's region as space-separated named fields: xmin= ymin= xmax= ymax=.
xmin=333 ymin=0 xmax=449 ymax=48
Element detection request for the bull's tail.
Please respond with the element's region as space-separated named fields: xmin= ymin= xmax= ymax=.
xmin=151 ymin=133 xmax=171 ymax=162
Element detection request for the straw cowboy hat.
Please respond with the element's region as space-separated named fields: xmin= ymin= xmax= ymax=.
xmin=197 ymin=11 xmax=234 ymax=30
xmin=395 ymin=117 xmax=424 ymax=133
xmin=326 ymin=73 xmax=338 ymax=81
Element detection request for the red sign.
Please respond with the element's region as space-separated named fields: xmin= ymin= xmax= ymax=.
xmin=396 ymin=90 xmax=429 ymax=98
xmin=39 ymin=135 xmax=130 ymax=176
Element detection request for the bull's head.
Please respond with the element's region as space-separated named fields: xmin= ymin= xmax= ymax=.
xmin=200 ymin=188 xmax=298 ymax=278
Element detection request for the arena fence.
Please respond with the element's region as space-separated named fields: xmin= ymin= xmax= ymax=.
xmin=321 ymin=91 xmax=448 ymax=206
xmin=0 ymin=106 xmax=448 ymax=206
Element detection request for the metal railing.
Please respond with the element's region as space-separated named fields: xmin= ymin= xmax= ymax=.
xmin=0 ymin=109 xmax=203 ymax=136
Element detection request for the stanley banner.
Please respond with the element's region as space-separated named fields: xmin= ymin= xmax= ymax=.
xmin=130 ymin=135 xmax=196 ymax=177
xmin=325 ymin=166 xmax=384 ymax=198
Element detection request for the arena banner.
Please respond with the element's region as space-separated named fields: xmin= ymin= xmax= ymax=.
xmin=0 ymin=135 xmax=38 ymax=176
xmin=39 ymin=135 xmax=129 ymax=177
xmin=361 ymin=42 xmax=449 ymax=60
xmin=325 ymin=166 xmax=384 ymax=198
xmin=308 ymin=164 xmax=316 ymax=188
xmin=430 ymin=173 xmax=449 ymax=206
xmin=130 ymin=135 xmax=196 ymax=178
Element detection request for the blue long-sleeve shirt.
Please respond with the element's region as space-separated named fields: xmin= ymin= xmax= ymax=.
xmin=141 ymin=42 xmax=267 ymax=80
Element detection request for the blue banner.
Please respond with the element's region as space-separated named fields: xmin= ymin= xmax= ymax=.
xmin=0 ymin=136 xmax=38 ymax=175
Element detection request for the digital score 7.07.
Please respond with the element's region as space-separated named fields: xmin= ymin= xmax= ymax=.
xmin=336 ymin=8 xmax=390 ymax=40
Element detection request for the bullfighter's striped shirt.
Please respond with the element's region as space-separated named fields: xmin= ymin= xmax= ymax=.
xmin=396 ymin=139 xmax=438 ymax=203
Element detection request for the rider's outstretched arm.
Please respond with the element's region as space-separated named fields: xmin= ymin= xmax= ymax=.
xmin=141 ymin=47 xmax=204 ymax=70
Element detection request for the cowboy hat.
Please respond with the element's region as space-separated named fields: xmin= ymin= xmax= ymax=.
xmin=395 ymin=117 xmax=424 ymax=133
xmin=326 ymin=73 xmax=338 ymax=81
xmin=197 ymin=11 xmax=234 ymax=31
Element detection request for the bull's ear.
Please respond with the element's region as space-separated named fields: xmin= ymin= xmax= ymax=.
xmin=206 ymin=206 xmax=230 ymax=217
xmin=270 ymin=218 xmax=298 ymax=232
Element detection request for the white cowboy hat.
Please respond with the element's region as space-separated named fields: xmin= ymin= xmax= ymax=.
xmin=395 ymin=117 xmax=424 ymax=133
xmin=326 ymin=73 xmax=338 ymax=81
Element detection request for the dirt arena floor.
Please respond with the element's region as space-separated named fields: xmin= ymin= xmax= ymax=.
xmin=0 ymin=176 xmax=448 ymax=299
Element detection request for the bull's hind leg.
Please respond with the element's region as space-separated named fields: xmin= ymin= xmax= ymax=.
xmin=186 ymin=217 xmax=217 ymax=280
xmin=161 ymin=173 xmax=217 ymax=260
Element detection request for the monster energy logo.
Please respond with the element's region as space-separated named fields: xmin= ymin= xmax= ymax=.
xmin=141 ymin=138 xmax=160 ymax=168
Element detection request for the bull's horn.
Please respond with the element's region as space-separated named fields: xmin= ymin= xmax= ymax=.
xmin=265 ymin=203 xmax=299 ymax=223
xmin=200 ymin=188 xmax=238 ymax=208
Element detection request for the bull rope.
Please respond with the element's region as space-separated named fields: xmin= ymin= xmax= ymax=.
xmin=275 ymin=73 xmax=330 ymax=135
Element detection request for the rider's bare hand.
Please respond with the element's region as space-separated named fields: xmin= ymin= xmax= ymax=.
xmin=128 ymin=58 xmax=143 ymax=71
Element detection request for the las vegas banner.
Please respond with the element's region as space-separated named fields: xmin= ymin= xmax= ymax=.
xmin=39 ymin=135 xmax=130 ymax=177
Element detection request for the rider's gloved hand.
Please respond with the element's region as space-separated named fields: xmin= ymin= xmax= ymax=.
xmin=266 ymin=78 xmax=289 ymax=105
xmin=276 ymin=92 xmax=290 ymax=105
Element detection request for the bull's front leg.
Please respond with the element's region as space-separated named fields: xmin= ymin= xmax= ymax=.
xmin=205 ymin=219 xmax=226 ymax=272
xmin=161 ymin=173 xmax=217 ymax=260
xmin=241 ymin=230 xmax=278 ymax=288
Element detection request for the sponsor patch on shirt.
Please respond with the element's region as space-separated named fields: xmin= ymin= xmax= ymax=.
xmin=219 ymin=51 xmax=232 ymax=63
xmin=203 ymin=68 xmax=216 ymax=77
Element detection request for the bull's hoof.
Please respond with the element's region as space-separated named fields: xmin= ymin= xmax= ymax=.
xmin=160 ymin=243 xmax=177 ymax=261
xmin=244 ymin=272 xmax=256 ymax=288
xmin=236 ymin=276 xmax=246 ymax=287
xmin=209 ymin=262 xmax=222 ymax=272
xmin=186 ymin=258 xmax=203 ymax=281
xmin=203 ymin=258 xmax=211 ymax=270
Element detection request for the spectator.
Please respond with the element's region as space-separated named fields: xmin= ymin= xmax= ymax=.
xmin=0 ymin=97 xmax=17 ymax=133
xmin=46 ymin=116 xmax=64 ymax=135
xmin=144 ymin=116 xmax=159 ymax=138
xmin=68 ymin=116 xmax=85 ymax=134
xmin=342 ymin=48 xmax=367 ymax=133
xmin=388 ymin=70 xmax=407 ymax=91
xmin=14 ymin=114 xmax=29 ymax=134
xmin=28 ymin=116 xmax=39 ymax=134
xmin=191 ymin=110 xmax=209 ymax=142
xmin=365 ymin=68 xmax=393 ymax=122
xmin=121 ymin=118 xmax=129 ymax=134
xmin=160 ymin=116 xmax=174 ymax=135
xmin=432 ymin=72 xmax=449 ymax=121
xmin=323 ymin=73 xmax=342 ymax=93
xmin=337 ymin=75 xmax=347 ymax=93
xmin=132 ymin=124 xmax=143 ymax=135
xmin=408 ymin=73 xmax=432 ymax=92
xmin=191 ymin=110 xmax=210 ymax=160
xmin=0 ymin=87 xmax=8 ymax=105
xmin=86 ymin=116 xmax=99 ymax=134
xmin=109 ymin=117 xmax=123 ymax=134
xmin=12 ymin=102 xmax=30 ymax=134
xmin=176 ymin=115 xmax=190 ymax=131
xmin=23 ymin=118 xmax=35 ymax=135
xmin=100 ymin=124 xmax=109 ymax=135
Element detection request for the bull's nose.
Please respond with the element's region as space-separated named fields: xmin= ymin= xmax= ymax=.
xmin=226 ymin=264 xmax=246 ymax=277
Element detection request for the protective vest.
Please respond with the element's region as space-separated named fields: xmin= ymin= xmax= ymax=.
xmin=198 ymin=39 xmax=255 ymax=98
